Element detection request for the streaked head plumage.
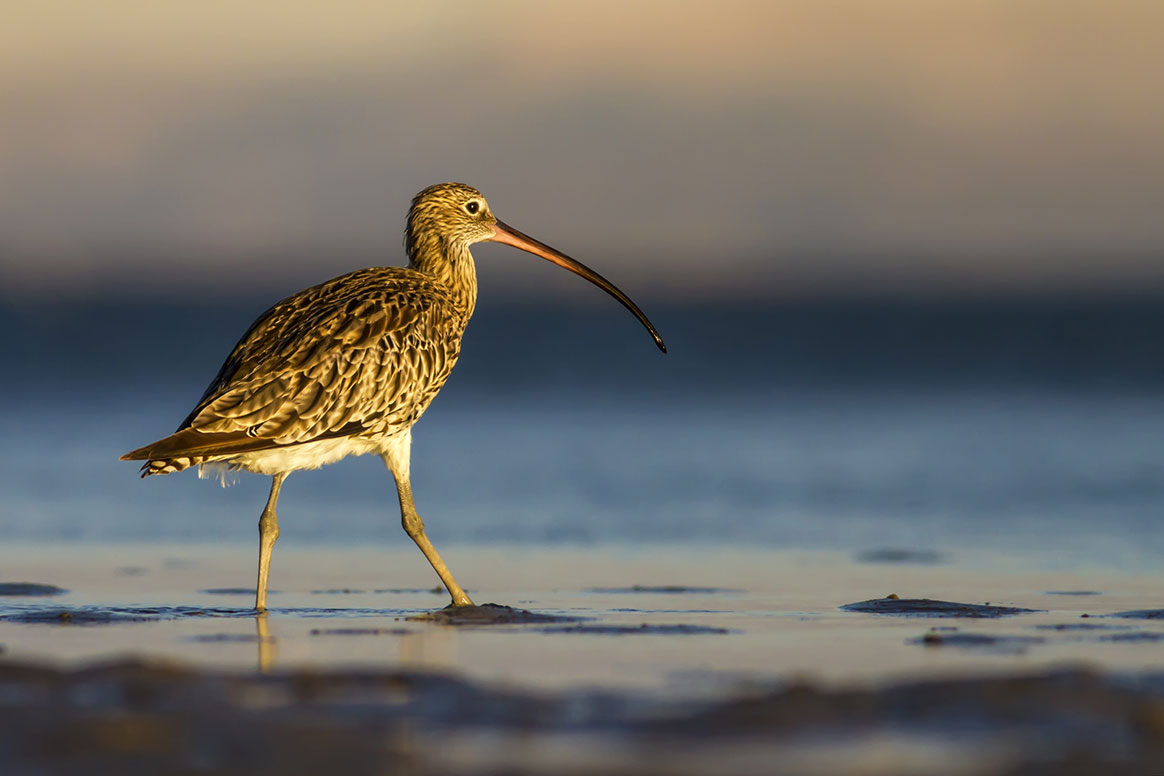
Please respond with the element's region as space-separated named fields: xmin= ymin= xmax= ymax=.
xmin=405 ymin=182 xmax=497 ymax=258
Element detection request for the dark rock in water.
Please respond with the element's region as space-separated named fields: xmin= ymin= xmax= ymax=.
xmin=4 ymin=609 xmax=160 ymax=625
xmin=309 ymin=627 xmax=413 ymax=637
xmin=375 ymin=586 xmax=445 ymax=594
xmin=189 ymin=633 xmax=267 ymax=643
xmin=911 ymin=631 xmax=1046 ymax=653
xmin=0 ymin=606 xmax=247 ymax=625
xmin=406 ymin=603 xmax=579 ymax=625
xmin=585 ymin=585 xmax=742 ymax=594
xmin=1110 ymin=609 xmax=1164 ymax=620
xmin=1033 ymin=622 xmax=1131 ymax=632
xmin=1096 ymin=631 xmax=1164 ymax=643
xmin=1042 ymin=591 xmax=1103 ymax=600
xmin=841 ymin=596 xmax=1042 ymax=618
xmin=854 ymin=549 xmax=945 ymax=565
xmin=0 ymin=583 xmax=67 ymax=597
xmin=540 ymin=623 xmax=733 ymax=636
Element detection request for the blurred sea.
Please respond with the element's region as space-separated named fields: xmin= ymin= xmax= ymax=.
xmin=2 ymin=295 xmax=1162 ymax=571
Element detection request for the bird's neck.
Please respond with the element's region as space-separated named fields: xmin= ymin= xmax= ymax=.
xmin=408 ymin=237 xmax=478 ymax=320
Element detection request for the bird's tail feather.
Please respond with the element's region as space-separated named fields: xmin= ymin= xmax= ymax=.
xmin=138 ymin=457 xmax=198 ymax=478
xmin=122 ymin=428 xmax=258 ymax=478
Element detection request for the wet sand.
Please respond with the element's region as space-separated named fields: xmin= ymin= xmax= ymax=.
xmin=2 ymin=542 xmax=1164 ymax=773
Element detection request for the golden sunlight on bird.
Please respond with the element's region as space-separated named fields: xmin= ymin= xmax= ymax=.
xmin=121 ymin=183 xmax=665 ymax=612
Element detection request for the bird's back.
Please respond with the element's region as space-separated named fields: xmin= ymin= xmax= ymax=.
xmin=123 ymin=266 xmax=471 ymax=474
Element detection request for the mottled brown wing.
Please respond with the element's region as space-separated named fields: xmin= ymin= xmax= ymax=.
xmin=178 ymin=268 xmax=407 ymax=428
xmin=124 ymin=268 xmax=462 ymax=462
xmin=190 ymin=276 xmax=457 ymax=440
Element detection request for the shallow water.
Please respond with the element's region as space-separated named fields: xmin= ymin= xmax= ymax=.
xmin=1 ymin=544 xmax=1164 ymax=690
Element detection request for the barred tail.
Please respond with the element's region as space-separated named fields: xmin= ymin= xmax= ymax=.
xmin=138 ymin=457 xmax=198 ymax=478
xmin=122 ymin=427 xmax=256 ymax=477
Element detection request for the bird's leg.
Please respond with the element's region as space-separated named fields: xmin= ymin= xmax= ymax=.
xmin=382 ymin=435 xmax=474 ymax=607
xmin=255 ymin=473 xmax=287 ymax=612
xmin=394 ymin=477 xmax=475 ymax=607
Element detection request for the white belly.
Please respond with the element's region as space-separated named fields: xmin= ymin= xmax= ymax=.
xmin=197 ymin=433 xmax=405 ymax=481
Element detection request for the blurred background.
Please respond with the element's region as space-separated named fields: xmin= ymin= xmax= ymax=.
xmin=2 ymin=1 xmax=1162 ymax=570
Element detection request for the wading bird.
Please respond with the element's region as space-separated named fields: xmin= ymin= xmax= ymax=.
xmin=122 ymin=183 xmax=665 ymax=611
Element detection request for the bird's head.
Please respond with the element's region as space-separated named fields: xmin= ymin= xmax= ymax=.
xmin=405 ymin=182 xmax=498 ymax=251
xmin=405 ymin=182 xmax=666 ymax=353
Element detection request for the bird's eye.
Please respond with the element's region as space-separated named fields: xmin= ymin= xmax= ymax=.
xmin=465 ymin=201 xmax=480 ymax=215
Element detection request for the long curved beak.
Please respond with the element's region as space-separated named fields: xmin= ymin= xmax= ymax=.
xmin=488 ymin=219 xmax=667 ymax=353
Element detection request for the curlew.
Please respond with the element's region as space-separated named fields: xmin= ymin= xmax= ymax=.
xmin=122 ymin=183 xmax=665 ymax=611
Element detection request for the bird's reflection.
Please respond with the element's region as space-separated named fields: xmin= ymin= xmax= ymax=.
xmin=249 ymin=604 xmax=459 ymax=677
xmin=254 ymin=612 xmax=276 ymax=673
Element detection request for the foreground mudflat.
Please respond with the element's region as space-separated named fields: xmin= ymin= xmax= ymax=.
xmin=1 ymin=659 xmax=1162 ymax=775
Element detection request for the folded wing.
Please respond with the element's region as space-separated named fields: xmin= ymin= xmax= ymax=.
xmin=122 ymin=269 xmax=461 ymax=466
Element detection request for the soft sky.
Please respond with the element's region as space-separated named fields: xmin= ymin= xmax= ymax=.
xmin=2 ymin=1 xmax=1162 ymax=301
